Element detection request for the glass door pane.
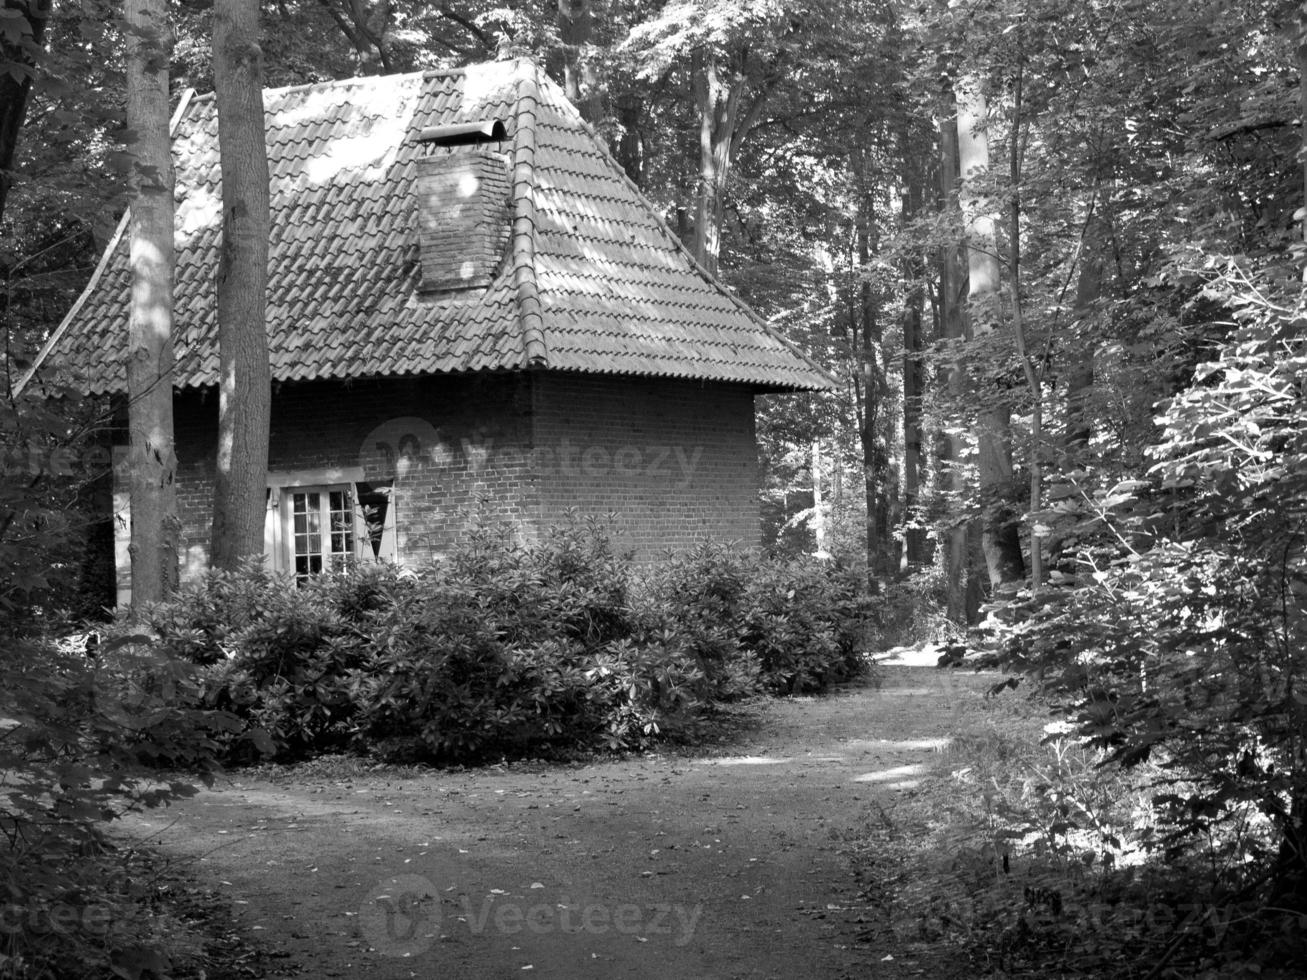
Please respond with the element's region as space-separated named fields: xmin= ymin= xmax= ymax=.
xmin=292 ymin=491 xmax=323 ymax=583
xmin=327 ymin=490 xmax=354 ymax=571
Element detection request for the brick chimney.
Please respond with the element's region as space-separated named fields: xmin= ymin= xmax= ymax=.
xmin=413 ymin=147 xmax=512 ymax=293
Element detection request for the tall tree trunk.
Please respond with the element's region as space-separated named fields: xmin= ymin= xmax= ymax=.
xmin=1007 ymin=60 xmax=1044 ymax=590
xmin=615 ymin=92 xmax=643 ymax=185
xmin=1300 ymin=0 xmax=1307 ymax=282
xmin=558 ymin=0 xmax=601 ymax=124
xmin=900 ymin=140 xmax=928 ymax=569
xmin=0 ymin=0 xmax=47 ymax=228
xmin=811 ymin=439 xmax=827 ymax=558
xmin=1048 ymin=211 xmax=1106 ymax=575
xmin=691 ymin=48 xmax=727 ymax=276
xmin=210 ymin=0 xmax=271 ymax=570
xmin=689 ymin=48 xmax=768 ymax=276
xmin=937 ymin=91 xmax=970 ymax=623
xmin=124 ymin=0 xmax=180 ymax=610
xmin=855 ymin=172 xmax=891 ymax=580
xmin=955 ymin=73 xmax=1024 ymax=590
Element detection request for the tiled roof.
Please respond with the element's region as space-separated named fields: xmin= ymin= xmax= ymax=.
xmin=21 ymin=60 xmax=833 ymax=396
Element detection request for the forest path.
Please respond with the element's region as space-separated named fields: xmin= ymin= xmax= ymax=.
xmin=122 ymin=664 xmax=988 ymax=979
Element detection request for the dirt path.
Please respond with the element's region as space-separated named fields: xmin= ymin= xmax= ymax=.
xmin=123 ymin=666 xmax=990 ymax=979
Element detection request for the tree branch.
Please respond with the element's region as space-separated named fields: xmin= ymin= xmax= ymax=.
xmin=438 ymin=3 xmax=495 ymax=55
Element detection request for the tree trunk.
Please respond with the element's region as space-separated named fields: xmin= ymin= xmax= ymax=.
xmin=691 ymin=48 xmax=727 ymax=276
xmin=955 ymin=73 xmax=1024 ymax=590
xmin=855 ymin=173 xmax=891 ymax=580
xmin=0 ymin=0 xmax=47 ymax=228
xmin=558 ymin=0 xmax=602 ymax=124
xmin=1300 ymin=0 xmax=1307 ymax=282
xmin=1008 ymin=62 xmax=1044 ymax=590
xmin=811 ymin=439 xmax=828 ymax=558
xmin=900 ymin=141 xmax=928 ymax=568
xmin=937 ymin=90 xmax=970 ymax=623
xmin=210 ymin=0 xmax=272 ymax=571
xmin=689 ymin=48 xmax=768 ymax=277
xmin=124 ymin=0 xmax=180 ymax=610
xmin=615 ymin=92 xmax=643 ymax=185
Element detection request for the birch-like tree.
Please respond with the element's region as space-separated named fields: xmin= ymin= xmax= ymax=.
xmin=124 ymin=0 xmax=180 ymax=610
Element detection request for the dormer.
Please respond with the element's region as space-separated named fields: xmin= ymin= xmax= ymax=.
xmin=412 ymin=119 xmax=511 ymax=293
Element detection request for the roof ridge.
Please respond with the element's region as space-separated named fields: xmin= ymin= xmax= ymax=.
xmin=510 ymin=62 xmax=548 ymax=368
xmin=532 ymin=76 xmax=837 ymax=390
xmin=13 ymin=86 xmax=199 ymax=400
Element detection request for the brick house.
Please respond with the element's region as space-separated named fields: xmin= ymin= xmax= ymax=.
xmin=21 ymin=60 xmax=830 ymax=604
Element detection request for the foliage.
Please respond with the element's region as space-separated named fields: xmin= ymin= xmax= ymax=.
xmin=995 ymin=263 xmax=1307 ymax=918
xmin=879 ymin=565 xmax=959 ymax=648
xmin=639 ymin=542 xmax=756 ymax=699
xmin=0 ymin=635 xmax=241 ymax=979
xmin=145 ymin=527 xmax=878 ymax=765
xmin=737 ymin=554 xmax=871 ymax=692
xmin=0 ymin=394 xmax=115 ymax=633
xmin=851 ymin=675 xmax=1307 ymax=980
xmin=644 ymin=541 xmax=876 ymax=696
xmin=351 ymin=523 xmax=701 ymax=761
xmin=148 ymin=560 xmax=390 ymax=758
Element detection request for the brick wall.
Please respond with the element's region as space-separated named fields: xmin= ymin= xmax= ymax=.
xmin=165 ymin=371 xmax=760 ymax=585
xmin=171 ymin=374 xmax=536 ymax=580
xmin=528 ymin=374 xmax=760 ymax=560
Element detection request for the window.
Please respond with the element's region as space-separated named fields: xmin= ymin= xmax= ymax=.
xmin=289 ymin=487 xmax=354 ymax=582
xmin=265 ymin=472 xmax=397 ymax=581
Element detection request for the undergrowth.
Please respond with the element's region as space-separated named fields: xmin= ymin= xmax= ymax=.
xmin=850 ymin=677 xmax=1307 ymax=979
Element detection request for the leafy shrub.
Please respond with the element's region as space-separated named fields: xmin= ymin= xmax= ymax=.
xmin=446 ymin=519 xmax=635 ymax=649
xmin=0 ymin=636 xmax=237 ymax=979
xmin=148 ymin=562 xmax=417 ymax=759
xmin=146 ymin=559 xmax=286 ymax=665
xmin=995 ymin=266 xmax=1307 ymax=924
xmin=141 ymin=524 xmax=878 ymax=766
xmin=638 ymin=544 xmax=758 ymax=699
xmin=881 ymin=566 xmax=958 ymax=648
xmin=644 ymin=543 xmax=877 ymax=696
xmin=355 ymin=522 xmax=701 ymax=761
xmin=738 ymin=556 xmax=872 ymax=693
